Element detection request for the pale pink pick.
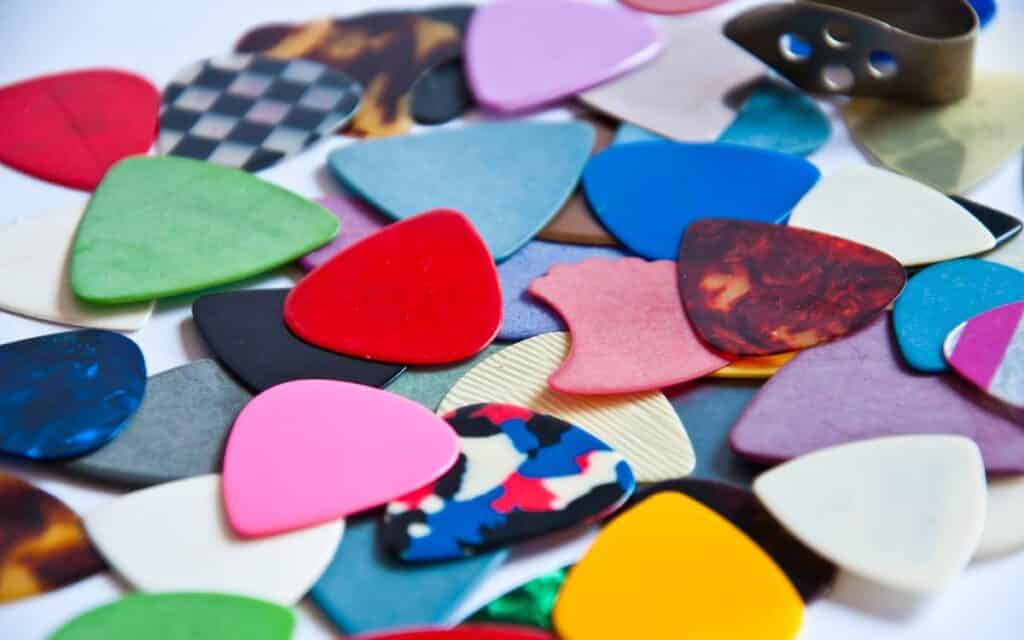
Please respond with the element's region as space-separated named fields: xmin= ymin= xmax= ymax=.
xmin=528 ymin=257 xmax=730 ymax=394
xmin=465 ymin=0 xmax=662 ymax=113
xmin=222 ymin=380 xmax=460 ymax=537
xmin=621 ymin=0 xmax=731 ymax=16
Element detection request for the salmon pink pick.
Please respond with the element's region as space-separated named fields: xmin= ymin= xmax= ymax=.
xmin=285 ymin=210 xmax=502 ymax=365
xmin=0 ymin=69 xmax=158 ymax=190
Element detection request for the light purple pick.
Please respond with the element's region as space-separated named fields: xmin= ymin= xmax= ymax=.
xmin=498 ymin=240 xmax=624 ymax=341
xmin=730 ymin=314 xmax=1024 ymax=475
xmin=465 ymin=0 xmax=662 ymax=113
xmin=298 ymin=196 xmax=389 ymax=271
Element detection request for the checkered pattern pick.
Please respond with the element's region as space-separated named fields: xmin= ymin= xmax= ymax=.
xmin=158 ymin=54 xmax=361 ymax=172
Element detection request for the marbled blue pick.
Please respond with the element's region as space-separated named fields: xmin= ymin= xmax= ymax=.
xmin=309 ymin=517 xmax=506 ymax=634
xmin=717 ymin=81 xmax=830 ymax=156
xmin=498 ymin=240 xmax=625 ymax=340
xmin=894 ymin=259 xmax=1024 ymax=373
xmin=328 ymin=122 xmax=595 ymax=261
xmin=582 ymin=141 xmax=820 ymax=260
xmin=0 ymin=330 xmax=146 ymax=459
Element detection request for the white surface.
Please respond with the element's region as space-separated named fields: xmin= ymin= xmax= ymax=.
xmin=83 ymin=475 xmax=343 ymax=605
xmin=976 ymin=476 xmax=1024 ymax=560
xmin=0 ymin=0 xmax=1023 ymax=638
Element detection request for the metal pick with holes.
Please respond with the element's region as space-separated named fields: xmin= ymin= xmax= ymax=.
xmin=724 ymin=0 xmax=978 ymax=104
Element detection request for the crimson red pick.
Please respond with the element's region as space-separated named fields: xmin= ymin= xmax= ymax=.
xmin=354 ymin=626 xmax=556 ymax=640
xmin=285 ymin=209 xmax=502 ymax=365
xmin=0 ymin=69 xmax=159 ymax=191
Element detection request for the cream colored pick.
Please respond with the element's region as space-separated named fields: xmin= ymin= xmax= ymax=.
xmin=976 ymin=476 xmax=1024 ymax=560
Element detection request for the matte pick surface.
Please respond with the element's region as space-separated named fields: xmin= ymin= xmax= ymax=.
xmin=0 ymin=330 xmax=145 ymax=460
xmin=789 ymin=166 xmax=995 ymax=266
xmin=679 ymin=219 xmax=905 ymax=356
xmin=0 ymin=473 xmax=106 ymax=603
xmin=0 ymin=69 xmax=158 ymax=190
xmin=621 ymin=0 xmax=731 ymax=15
xmin=845 ymin=73 xmax=1024 ymax=194
xmin=469 ymin=567 xmax=567 ymax=629
xmin=754 ymin=436 xmax=986 ymax=592
xmin=65 ymin=359 xmax=251 ymax=487
xmin=553 ymin=492 xmax=803 ymax=640
xmin=529 ymin=258 xmax=729 ymax=393
xmin=311 ymin=518 xmax=506 ymax=634
xmin=70 ymin=156 xmax=339 ymax=304
xmin=583 ymin=142 xmax=820 ymax=260
xmin=158 ymin=54 xmax=360 ymax=171
xmin=329 ymin=122 xmax=593 ymax=261
xmin=84 ymin=475 xmax=341 ymax=605
xmin=944 ymin=302 xmax=1024 ymax=409
xmin=223 ymin=380 xmax=460 ymax=537
xmin=438 ymin=332 xmax=695 ymax=482
xmin=730 ymin=315 xmax=1024 ymax=474
xmin=629 ymin=479 xmax=836 ymax=601
xmin=195 ymin=288 xmax=404 ymax=391
xmin=386 ymin=345 xmax=506 ymax=411
xmin=977 ymin=476 xmax=1024 ymax=560
xmin=894 ymin=259 xmax=1024 ymax=372
xmin=350 ymin=627 xmax=556 ymax=639
xmin=464 ymin=0 xmax=660 ymax=113
xmin=0 ymin=206 xmax=154 ymax=331
xmin=50 ymin=593 xmax=295 ymax=640
xmin=297 ymin=195 xmax=389 ymax=272
xmin=498 ymin=242 xmax=625 ymax=341
xmin=717 ymin=80 xmax=830 ymax=156
xmin=285 ymin=210 xmax=501 ymax=365
xmin=381 ymin=403 xmax=636 ymax=561
xmin=236 ymin=11 xmax=462 ymax=136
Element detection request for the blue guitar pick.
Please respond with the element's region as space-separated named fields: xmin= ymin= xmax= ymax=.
xmin=717 ymin=81 xmax=830 ymax=156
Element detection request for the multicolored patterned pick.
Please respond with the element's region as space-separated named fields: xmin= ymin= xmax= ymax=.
xmin=380 ymin=403 xmax=636 ymax=562
xmin=945 ymin=301 xmax=1024 ymax=409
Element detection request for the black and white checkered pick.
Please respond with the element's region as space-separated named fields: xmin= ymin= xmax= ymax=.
xmin=158 ymin=54 xmax=361 ymax=172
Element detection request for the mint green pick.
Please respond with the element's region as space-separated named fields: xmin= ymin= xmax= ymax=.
xmin=71 ymin=156 xmax=338 ymax=304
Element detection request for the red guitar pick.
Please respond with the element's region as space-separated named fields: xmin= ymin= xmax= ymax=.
xmin=354 ymin=626 xmax=556 ymax=640
xmin=0 ymin=69 xmax=159 ymax=190
xmin=285 ymin=209 xmax=502 ymax=364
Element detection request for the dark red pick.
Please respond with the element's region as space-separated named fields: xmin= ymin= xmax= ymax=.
xmin=0 ymin=69 xmax=159 ymax=191
xmin=285 ymin=209 xmax=502 ymax=365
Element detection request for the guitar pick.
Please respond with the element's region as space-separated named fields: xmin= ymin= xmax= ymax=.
xmin=50 ymin=593 xmax=294 ymax=640
xmin=0 ymin=330 xmax=145 ymax=460
xmin=438 ymin=332 xmax=694 ymax=482
xmin=498 ymin=241 xmax=625 ymax=341
xmin=464 ymin=0 xmax=660 ymax=113
xmin=409 ymin=6 xmax=477 ymax=125
xmin=717 ymin=80 xmax=830 ymax=156
xmin=754 ymin=436 xmax=986 ymax=592
xmin=970 ymin=0 xmax=997 ymax=26
xmin=311 ymin=517 xmax=507 ymax=634
xmin=679 ymin=219 xmax=905 ymax=356
xmin=223 ymin=380 xmax=459 ymax=537
xmin=711 ymin=353 xmax=796 ymax=379
xmin=468 ymin=567 xmax=567 ymax=629
xmin=621 ymin=0 xmax=731 ymax=15
xmin=348 ymin=627 xmax=556 ymax=639
xmin=580 ymin=16 xmax=762 ymax=142
xmin=83 ymin=475 xmax=342 ymax=605
xmin=953 ymin=196 xmax=1022 ymax=246
xmin=381 ymin=403 xmax=635 ymax=562
xmin=297 ymin=195 xmax=389 ymax=272
xmin=0 ymin=473 xmax=106 ymax=603
xmin=845 ymin=73 xmax=1024 ymax=194
xmin=284 ymin=210 xmax=501 ymax=365
xmin=789 ymin=166 xmax=996 ymax=266
xmin=158 ymin=54 xmax=360 ymax=171
xmin=583 ymin=142 xmax=820 ymax=260
xmin=529 ymin=258 xmax=729 ymax=393
xmin=537 ymin=114 xmax=619 ymax=247
xmin=0 ymin=206 xmax=153 ymax=331
xmin=236 ymin=11 xmax=462 ymax=137
xmin=70 ymin=156 xmax=338 ymax=304
xmin=328 ymin=122 xmax=594 ymax=261
xmin=613 ymin=122 xmax=665 ymax=145
xmin=386 ymin=344 xmax=506 ymax=411
xmin=730 ymin=315 xmax=1024 ymax=474
xmin=944 ymin=302 xmax=1024 ymax=409
xmin=195 ymin=288 xmax=404 ymax=391
xmin=553 ymin=492 xmax=803 ymax=640
xmin=65 ymin=359 xmax=250 ymax=487
xmin=0 ymin=69 xmax=158 ymax=190
xmin=977 ymin=476 xmax=1024 ymax=560
xmin=665 ymin=379 xmax=764 ymax=488
xmin=894 ymin=259 xmax=1024 ymax=372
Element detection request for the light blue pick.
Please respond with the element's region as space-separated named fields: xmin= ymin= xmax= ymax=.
xmin=309 ymin=518 xmax=507 ymax=635
xmin=328 ymin=122 xmax=595 ymax=262
xmin=894 ymin=259 xmax=1024 ymax=373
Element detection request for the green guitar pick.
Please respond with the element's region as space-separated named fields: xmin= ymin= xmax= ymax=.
xmin=71 ymin=156 xmax=338 ymax=304
xmin=50 ymin=593 xmax=294 ymax=640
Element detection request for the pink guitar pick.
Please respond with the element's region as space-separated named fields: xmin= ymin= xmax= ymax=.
xmin=222 ymin=380 xmax=460 ymax=537
xmin=621 ymin=0 xmax=731 ymax=15
xmin=465 ymin=0 xmax=662 ymax=113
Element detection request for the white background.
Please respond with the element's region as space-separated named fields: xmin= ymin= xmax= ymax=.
xmin=1 ymin=1 xmax=1023 ymax=638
